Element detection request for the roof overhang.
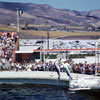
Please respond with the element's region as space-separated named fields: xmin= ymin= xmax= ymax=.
xmin=15 ymin=45 xmax=40 ymax=54
xmin=15 ymin=51 xmax=34 ymax=54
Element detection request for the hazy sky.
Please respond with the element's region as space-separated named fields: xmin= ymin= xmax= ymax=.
xmin=0 ymin=0 xmax=100 ymax=11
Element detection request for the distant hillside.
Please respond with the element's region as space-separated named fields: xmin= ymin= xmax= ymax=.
xmin=0 ymin=2 xmax=100 ymax=26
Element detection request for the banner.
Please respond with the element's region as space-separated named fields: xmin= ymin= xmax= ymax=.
xmin=19 ymin=11 xmax=23 ymax=16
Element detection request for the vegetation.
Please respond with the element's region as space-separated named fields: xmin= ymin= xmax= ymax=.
xmin=41 ymin=54 xmax=57 ymax=59
xmin=69 ymin=53 xmax=95 ymax=58
xmin=45 ymin=54 xmax=57 ymax=59
xmin=0 ymin=25 xmax=100 ymax=38
xmin=0 ymin=25 xmax=16 ymax=32
xmin=17 ymin=29 xmax=100 ymax=38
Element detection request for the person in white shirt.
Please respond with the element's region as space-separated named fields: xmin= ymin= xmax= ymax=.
xmin=55 ymin=58 xmax=62 ymax=79
xmin=1 ymin=57 xmax=6 ymax=65
xmin=0 ymin=60 xmax=3 ymax=69
xmin=62 ymin=60 xmax=72 ymax=79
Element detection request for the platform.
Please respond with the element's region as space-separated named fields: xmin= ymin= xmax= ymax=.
xmin=0 ymin=71 xmax=99 ymax=88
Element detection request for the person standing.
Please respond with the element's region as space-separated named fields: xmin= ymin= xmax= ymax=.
xmin=62 ymin=60 xmax=72 ymax=79
xmin=55 ymin=58 xmax=62 ymax=79
xmin=1 ymin=56 xmax=6 ymax=66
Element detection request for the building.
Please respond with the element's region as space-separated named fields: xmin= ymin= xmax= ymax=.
xmin=15 ymin=39 xmax=41 ymax=62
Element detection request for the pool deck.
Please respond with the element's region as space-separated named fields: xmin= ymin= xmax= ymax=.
xmin=0 ymin=71 xmax=99 ymax=87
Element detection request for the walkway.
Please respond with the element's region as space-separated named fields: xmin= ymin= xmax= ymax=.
xmin=0 ymin=71 xmax=99 ymax=87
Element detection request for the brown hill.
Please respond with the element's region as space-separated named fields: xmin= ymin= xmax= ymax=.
xmin=0 ymin=2 xmax=100 ymax=26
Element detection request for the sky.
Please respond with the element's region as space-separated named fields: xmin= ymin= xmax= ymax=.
xmin=0 ymin=0 xmax=100 ymax=11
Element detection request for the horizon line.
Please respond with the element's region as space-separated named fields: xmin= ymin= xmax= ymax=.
xmin=0 ymin=1 xmax=100 ymax=12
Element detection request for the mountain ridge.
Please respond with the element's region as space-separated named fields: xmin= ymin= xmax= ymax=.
xmin=0 ymin=2 xmax=100 ymax=26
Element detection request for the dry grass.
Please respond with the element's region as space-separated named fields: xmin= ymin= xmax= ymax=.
xmin=20 ymin=24 xmax=51 ymax=27
xmin=67 ymin=26 xmax=85 ymax=29
xmin=0 ymin=25 xmax=100 ymax=38
xmin=20 ymin=30 xmax=100 ymax=38
xmin=0 ymin=25 xmax=17 ymax=31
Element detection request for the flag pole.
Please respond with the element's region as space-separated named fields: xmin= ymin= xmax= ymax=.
xmin=17 ymin=8 xmax=19 ymax=33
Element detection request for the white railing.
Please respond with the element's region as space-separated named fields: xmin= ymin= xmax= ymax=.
xmin=95 ymin=39 xmax=100 ymax=76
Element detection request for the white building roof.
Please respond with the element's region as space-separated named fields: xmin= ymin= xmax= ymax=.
xmin=16 ymin=45 xmax=40 ymax=54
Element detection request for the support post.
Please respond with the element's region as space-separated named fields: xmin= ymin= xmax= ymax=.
xmin=95 ymin=39 xmax=100 ymax=76
xmin=95 ymin=41 xmax=98 ymax=76
xmin=43 ymin=43 xmax=45 ymax=71
xmin=17 ymin=8 xmax=19 ymax=33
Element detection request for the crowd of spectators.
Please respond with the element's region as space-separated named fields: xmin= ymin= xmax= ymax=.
xmin=0 ymin=32 xmax=100 ymax=75
xmin=0 ymin=58 xmax=99 ymax=75
xmin=0 ymin=32 xmax=18 ymax=71
xmin=45 ymin=60 xmax=99 ymax=75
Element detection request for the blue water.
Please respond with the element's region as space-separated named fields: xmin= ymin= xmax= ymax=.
xmin=0 ymin=85 xmax=99 ymax=100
